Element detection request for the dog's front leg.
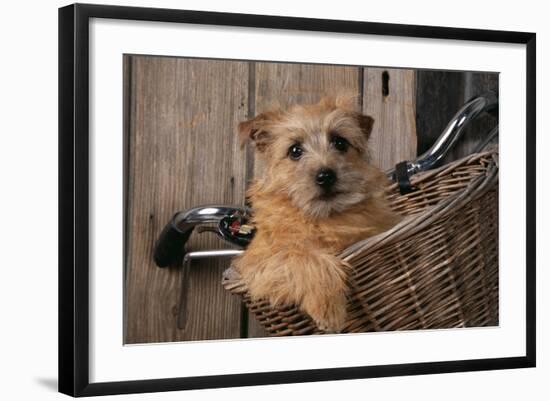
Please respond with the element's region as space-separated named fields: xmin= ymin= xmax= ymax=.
xmin=235 ymin=246 xmax=351 ymax=332
xmin=293 ymin=251 xmax=351 ymax=332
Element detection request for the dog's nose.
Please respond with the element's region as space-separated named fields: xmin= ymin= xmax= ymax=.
xmin=315 ymin=168 xmax=337 ymax=189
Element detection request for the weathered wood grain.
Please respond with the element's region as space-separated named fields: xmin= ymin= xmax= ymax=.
xmin=415 ymin=71 xmax=465 ymax=157
xmin=124 ymin=56 xmax=249 ymax=343
xmin=123 ymin=56 xmax=132 ymax=343
xmin=363 ymin=68 xmax=417 ymax=170
xmin=248 ymin=62 xmax=362 ymax=337
xmin=450 ymin=71 xmax=499 ymax=160
xmin=415 ymin=70 xmax=498 ymax=163
xmin=255 ymin=62 xmax=362 ymax=106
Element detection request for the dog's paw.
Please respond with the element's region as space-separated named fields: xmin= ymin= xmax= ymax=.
xmin=315 ymin=320 xmax=341 ymax=334
xmin=303 ymin=293 xmax=348 ymax=333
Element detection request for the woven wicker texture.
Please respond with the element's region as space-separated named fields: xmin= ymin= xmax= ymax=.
xmin=222 ymin=149 xmax=499 ymax=336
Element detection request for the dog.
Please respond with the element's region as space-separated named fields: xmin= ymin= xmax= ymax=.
xmin=233 ymin=96 xmax=401 ymax=332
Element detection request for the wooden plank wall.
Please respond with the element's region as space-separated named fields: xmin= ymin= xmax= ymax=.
xmin=363 ymin=68 xmax=417 ymax=170
xmin=124 ymin=55 xmax=497 ymax=343
xmin=125 ymin=57 xmax=249 ymax=343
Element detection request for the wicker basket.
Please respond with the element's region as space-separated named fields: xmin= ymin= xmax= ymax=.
xmin=222 ymin=148 xmax=499 ymax=336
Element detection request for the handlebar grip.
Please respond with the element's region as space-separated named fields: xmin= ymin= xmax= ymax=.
xmin=153 ymin=220 xmax=194 ymax=267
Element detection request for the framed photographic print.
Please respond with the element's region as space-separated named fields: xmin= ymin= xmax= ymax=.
xmin=58 ymin=3 xmax=536 ymax=397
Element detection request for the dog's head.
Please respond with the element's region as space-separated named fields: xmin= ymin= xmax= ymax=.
xmin=239 ymin=96 xmax=382 ymax=218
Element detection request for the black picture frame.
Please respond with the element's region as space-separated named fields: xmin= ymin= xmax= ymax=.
xmin=58 ymin=3 xmax=536 ymax=397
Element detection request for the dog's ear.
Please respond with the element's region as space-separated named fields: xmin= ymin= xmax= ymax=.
xmin=334 ymin=93 xmax=360 ymax=110
xmin=355 ymin=113 xmax=375 ymax=140
xmin=237 ymin=111 xmax=278 ymax=152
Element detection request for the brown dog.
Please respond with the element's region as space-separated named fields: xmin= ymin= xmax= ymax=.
xmin=233 ymin=96 xmax=400 ymax=332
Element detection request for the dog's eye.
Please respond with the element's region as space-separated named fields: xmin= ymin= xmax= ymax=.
xmin=330 ymin=134 xmax=349 ymax=152
xmin=288 ymin=143 xmax=303 ymax=161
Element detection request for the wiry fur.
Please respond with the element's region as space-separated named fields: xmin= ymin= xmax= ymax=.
xmin=233 ymin=96 xmax=401 ymax=331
